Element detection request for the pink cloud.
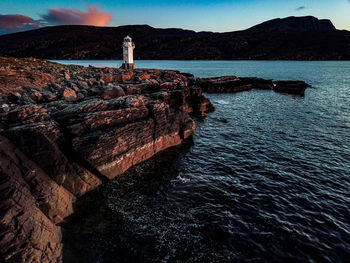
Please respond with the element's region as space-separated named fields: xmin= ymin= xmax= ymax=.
xmin=0 ymin=14 xmax=34 ymax=31
xmin=42 ymin=7 xmax=112 ymax=26
xmin=0 ymin=6 xmax=113 ymax=35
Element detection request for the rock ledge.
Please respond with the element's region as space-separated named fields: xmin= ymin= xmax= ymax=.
xmin=0 ymin=57 xmax=309 ymax=262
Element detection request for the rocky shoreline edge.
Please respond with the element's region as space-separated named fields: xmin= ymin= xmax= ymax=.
xmin=0 ymin=57 xmax=309 ymax=263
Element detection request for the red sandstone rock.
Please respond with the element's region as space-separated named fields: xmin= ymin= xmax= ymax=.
xmin=194 ymin=97 xmax=216 ymax=117
xmin=29 ymin=88 xmax=43 ymax=102
xmin=0 ymin=59 xmax=214 ymax=263
xmin=138 ymin=72 xmax=151 ymax=80
xmin=64 ymin=72 xmax=70 ymax=80
xmin=100 ymin=73 xmax=116 ymax=83
xmin=62 ymin=87 xmax=77 ymax=101
xmin=77 ymin=80 xmax=89 ymax=89
xmin=119 ymin=71 xmax=133 ymax=82
xmin=181 ymin=118 xmax=196 ymax=139
xmin=0 ymin=136 xmax=64 ymax=262
xmin=103 ymin=67 xmax=114 ymax=73
xmin=2 ymin=105 xmax=49 ymax=125
xmin=160 ymin=81 xmax=177 ymax=90
xmin=103 ymin=86 xmax=126 ymax=99
xmin=100 ymin=71 xmax=134 ymax=83
xmin=0 ymin=69 xmax=56 ymax=94
xmin=125 ymin=84 xmax=143 ymax=95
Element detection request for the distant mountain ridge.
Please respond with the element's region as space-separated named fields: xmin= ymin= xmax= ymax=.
xmin=0 ymin=16 xmax=349 ymax=60
xmin=246 ymin=16 xmax=336 ymax=32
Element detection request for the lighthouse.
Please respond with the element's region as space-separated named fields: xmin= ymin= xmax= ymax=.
xmin=122 ymin=35 xmax=135 ymax=70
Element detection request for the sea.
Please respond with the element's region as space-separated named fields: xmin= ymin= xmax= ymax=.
xmin=54 ymin=60 xmax=350 ymax=263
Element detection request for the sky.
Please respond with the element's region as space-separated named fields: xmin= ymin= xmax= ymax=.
xmin=0 ymin=0 xmax=350 ymax=34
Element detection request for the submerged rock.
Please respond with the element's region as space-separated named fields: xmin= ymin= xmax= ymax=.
xmin=273 ymin=80 xmax=310 ymax=95
xmin=218 ymin=118 xmax=228 ymax=123
xmin=196 ymin=76 xmax=309 ymax=95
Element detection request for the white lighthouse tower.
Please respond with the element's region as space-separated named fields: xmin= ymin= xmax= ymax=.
xmin=122 ymin=35 xmax=135 ymax=70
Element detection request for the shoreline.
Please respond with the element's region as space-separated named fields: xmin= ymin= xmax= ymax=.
xmin=0 ymin=57 xmax=309 ymax=262
xmin=51 ymin=59 xmax=350 ymax=61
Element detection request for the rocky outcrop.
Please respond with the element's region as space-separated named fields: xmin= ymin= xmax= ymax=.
xmin=0 ymin=57 xmax=309 ymax=262
xmin=273 ymin=80 xmax=310 ymax=95
xmin=0 ymin=57 xmax=214 ymax=263
xmin=196 ymin=76 xmax=309 ymax=95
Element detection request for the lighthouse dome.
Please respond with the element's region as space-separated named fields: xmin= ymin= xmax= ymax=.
xmin=124 ymin=35 xmax=132 ymax=42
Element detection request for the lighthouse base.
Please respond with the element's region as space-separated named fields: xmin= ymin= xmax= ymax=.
xmin=121 ymin=63 xmax=135 ymax=70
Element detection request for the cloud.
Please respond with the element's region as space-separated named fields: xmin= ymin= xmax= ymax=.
xmin=0 ymin=14 xmax=46 ymax=34
xmin=0 ymin=14 xmax=33 ymax=30
xmin=295 ymin=6 xmax=306 ymax=11
xmin=0 ymin=6 xmax=113 ymax=35
xmin=41 ymin=7 xmax=112 ymax=26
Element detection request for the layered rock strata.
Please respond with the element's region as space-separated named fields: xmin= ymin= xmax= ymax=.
xmin=0 ymin=58 xmax=215 ymax=262
xmin=0 ymin=57 xmax=309 ymax=262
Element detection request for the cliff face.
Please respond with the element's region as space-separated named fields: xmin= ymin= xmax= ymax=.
xmin=0 ymin=57 xmax=214 ymax=262
xmin=0 ymin=16 xmax=349 ymax=60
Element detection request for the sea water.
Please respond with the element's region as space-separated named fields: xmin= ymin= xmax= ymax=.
xmin=57 ymin=60 xmax=350 ymax=263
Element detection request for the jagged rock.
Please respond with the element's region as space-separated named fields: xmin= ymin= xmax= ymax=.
xmin=100 ymin=72 xmax=133 ymax=83
xmin=29 ymin=88 xmax=43 ymax=102
xmin=193 ymin=97 xmax=216 ymax=117
xmin=138 ymin=73 xmax=151 ymax=80
xmin=100 ymin=73 xmax=116 ymax=83
xmin=103 ymin=86 xmax=125 ymax=99
xmin=181 ymin=118 xmax=196 ymax=139
xmin=42 ymin=90 xmax=57 ymax=102
xmin=124 ymin=84 xmax=142 ymax=95
xmin=69 ymin=82 xmax=79 ymax=92
xmin=2 ymin=105 xmax=49 ymax=125
xmin=77 ymin=80 xmax=89 ymax=89
xmin=62 ymin=88 xmax=77 ymax=101
xmin=64 ymin=72 xmax=70 ymax=80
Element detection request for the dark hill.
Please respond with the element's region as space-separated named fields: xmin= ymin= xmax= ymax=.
xmin=246 ymin=16 xmax=336 ymax=32
xmin=0 ymin=16 xmax=349 ymax=60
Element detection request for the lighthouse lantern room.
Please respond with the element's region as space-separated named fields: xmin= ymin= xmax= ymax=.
xmin=122 ymin=35 xmax=135 ymax=70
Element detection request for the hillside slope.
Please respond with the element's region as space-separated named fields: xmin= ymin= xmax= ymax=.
xmin=0 ymin=16 xmax=349 ymax=60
